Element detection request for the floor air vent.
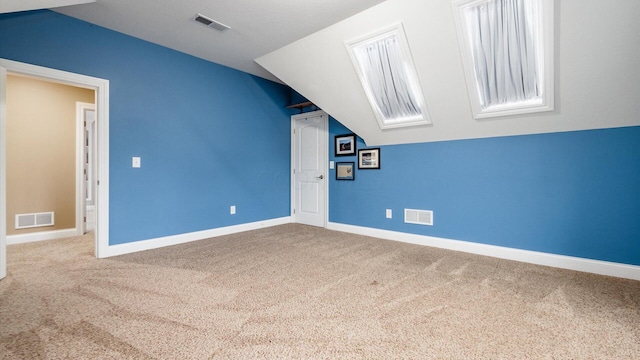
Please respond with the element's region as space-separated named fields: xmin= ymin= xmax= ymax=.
xmin=404 ymin=209 xmax=433 ymax=226
xmin=15 ymin=212 xmax=54 ymax=229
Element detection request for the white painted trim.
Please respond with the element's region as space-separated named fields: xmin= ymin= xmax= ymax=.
xmin=7 ymin=228 xmax=79 ymax=245
xmin=76 ymin=102 xmax=95 ymax=237
xmin=103 ymin=217 xmax=292 ymax=258
xmin=0 ymin=65 xmax=6 ymax=280
xmin=327 ymin=222 xmax=640 ymax=281
xmin=0 ymin=59 xmax=109 ymax=277
xmin=290 ymin=110 xmax=329 ymax=228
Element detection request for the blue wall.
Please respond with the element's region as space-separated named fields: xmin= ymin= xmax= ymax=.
xmin=1 ymin=11 xmax=292 ymax=244
xmin=329 ymin=119 xmax=640 ymax=266
xmin=3 ymin=11 xmax=639 ymax=267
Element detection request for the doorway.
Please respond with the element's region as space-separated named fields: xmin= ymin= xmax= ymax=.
xmin=0 ymin=59 xmax=110 ymax=280
xmin=291 ymin=110 xmax=328 ymax=227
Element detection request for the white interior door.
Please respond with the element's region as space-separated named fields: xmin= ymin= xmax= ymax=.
xmin=292 ymin=111 xmax=327 ymax=227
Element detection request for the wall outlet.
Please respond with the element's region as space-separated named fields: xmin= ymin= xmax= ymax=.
xmin=230 ymin=205 xmax=236 ymax=215
xmin=386 ymin=209 xmax=392 ymax=219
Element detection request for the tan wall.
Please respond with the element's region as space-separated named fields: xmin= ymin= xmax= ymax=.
xmin=7 ymin=75 xmax=95 ymax=235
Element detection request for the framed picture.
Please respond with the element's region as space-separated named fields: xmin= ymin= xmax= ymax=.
xmin=335 ymin=134 xmax=356 ymax=156
xmin=358 ymin=148 xmax=380 ymax=169
xmin=336 ymin=162 xmax=355 ymax=180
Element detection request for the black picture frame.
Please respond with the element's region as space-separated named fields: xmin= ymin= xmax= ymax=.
xmin=358 ymin=148 xmax=380 ymax=169
xmin=335 ymin=134 xmax=356 ymax=157
xmin=336 ymin=162 xmax=355 ymax=180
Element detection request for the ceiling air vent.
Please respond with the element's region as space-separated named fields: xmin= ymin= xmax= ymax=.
xmin=192 ymin=13 xmax=230 ymax=32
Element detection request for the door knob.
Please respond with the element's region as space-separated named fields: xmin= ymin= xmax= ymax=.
xmin=316 ymin=175 xmax=324 ymax=180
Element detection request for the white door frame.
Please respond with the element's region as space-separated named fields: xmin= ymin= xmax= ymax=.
xmin=0 ymin=59 xmax=110 ymax=280
xmin=77 ymin=102 xmax=96 ymax=235
xmin=290 ymin=110 xmax=329 ymax=227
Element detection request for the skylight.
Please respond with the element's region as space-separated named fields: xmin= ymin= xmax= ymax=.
xmin=346 ymin=24 xmax=431 ymax=130
xmin=453 ymin=0 xmax=554 ymax=119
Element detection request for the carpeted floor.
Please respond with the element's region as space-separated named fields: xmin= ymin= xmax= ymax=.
xmin=1 ymin=224 xmax=639 ymax=359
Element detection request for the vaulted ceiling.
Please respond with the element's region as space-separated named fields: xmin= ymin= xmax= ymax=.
xmin=3 ymin=0 xmax=639 ymax=146
xmin=0 ymin=0 xmax=386 ymax=83
xmin=260 ymin=0 xmax=640 ymax=146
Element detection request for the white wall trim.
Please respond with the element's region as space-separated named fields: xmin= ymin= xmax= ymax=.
xmin=7 ymin=228 xmax=79 ymax=245
xmin=327 ymin=222 xmax=640 ymax=281
xmin=76 ymin=102 xmax=95 ymax=237
xmin=0 ymin=64 xmax=6 ymax=280
xmin=103 ymin=217 xmax=292 ymax=258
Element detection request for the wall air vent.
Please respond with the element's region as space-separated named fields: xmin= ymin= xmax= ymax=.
xmin=404 ymin=209 xmax=433 ymax=226
xmin=192 ymin=13 xmax=230 ymax=32
xmin=15 ymin=212 xmax=55 ymax=230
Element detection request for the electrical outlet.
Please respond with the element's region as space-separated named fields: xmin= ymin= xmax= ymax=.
xmin=132 ymin=157 xmax=141 ymax=168
xmin=386 ymin=209 xmax=392 ymax=219
xmin=230 ymin=205 xmax=236 ymax=215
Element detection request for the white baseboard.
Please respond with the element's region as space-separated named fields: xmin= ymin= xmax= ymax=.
xmin=7 ymin=228 xmax=80 ymax=245
xmin=327 ymin=222 xmax=640 ymax=281
xmin=103 ymin=217 xmax=292 ymax=258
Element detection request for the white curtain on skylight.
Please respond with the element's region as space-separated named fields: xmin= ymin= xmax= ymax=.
xmin=465 ymin=0 xmax=540 ymax=108
xmin=353 ymin=34 xmax=422 ymax=122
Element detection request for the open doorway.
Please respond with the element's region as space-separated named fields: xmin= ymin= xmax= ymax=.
xmin=0 ymin=59 xmax=110 ymax=280
xmin=6 ymin=75 xmax=93 ymax=242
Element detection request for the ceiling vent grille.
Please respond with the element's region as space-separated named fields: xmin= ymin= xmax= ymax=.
xmin=192 ymin=13 xmax=230 ymax=32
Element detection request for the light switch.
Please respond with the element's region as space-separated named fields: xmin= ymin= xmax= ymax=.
xmin=132 ymin=157 xmax=141 ymax=168
xmin=329 ymin=161 xmax=335 ymax=169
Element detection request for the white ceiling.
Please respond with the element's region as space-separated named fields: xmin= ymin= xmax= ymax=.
xmin=258 ymin=0 xmax=640 ymax=145
xmin=4 ymin=0 xmax=639 ymax=147
xmin=0 ymin=0 xmax=386 ymax=83
xmin=0 ymin=0 xmax=95 ymax=13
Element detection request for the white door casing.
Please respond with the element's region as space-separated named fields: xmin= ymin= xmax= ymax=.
xmin=0 ymin=59 xmax=110 ymax=280
xmin=0 ymin=64 xmax=6 ymax=280
xmin=77 ymin=102 xmax=96 ymax=233
xmin=291 ymin=111 xmax=328 ymax=227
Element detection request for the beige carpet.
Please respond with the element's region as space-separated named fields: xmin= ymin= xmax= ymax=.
xmin=1 ymin=224 xmax=638 ymax=359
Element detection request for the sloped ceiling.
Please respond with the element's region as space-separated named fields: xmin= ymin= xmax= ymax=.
xmin=0 ymin=0 xmax=95 ymax=13
xmin=4 ymin=0 xmax=638 ymax=147
xmin=29 ymin=0 xmax=387 ymax=84
xmin=257 ymin=0 xmax=640 ymax=146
